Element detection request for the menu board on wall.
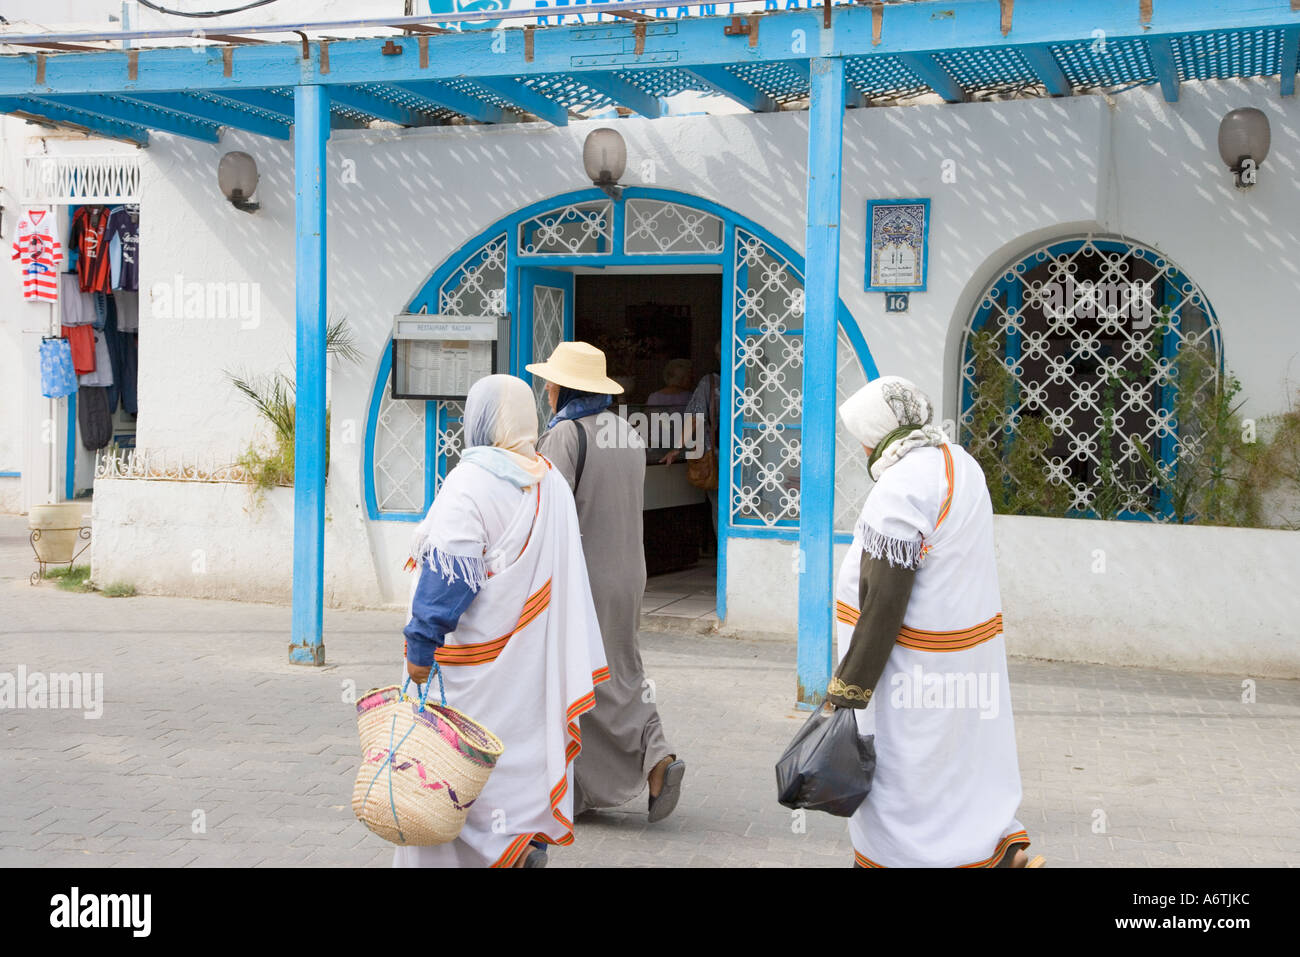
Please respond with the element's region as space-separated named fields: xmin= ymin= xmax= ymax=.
xmin=391 ymin=314 xmax=500 ymax=400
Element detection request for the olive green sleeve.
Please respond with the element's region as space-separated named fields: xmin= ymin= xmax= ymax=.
xmin=826 ymin=549 xmax=916 ymax=709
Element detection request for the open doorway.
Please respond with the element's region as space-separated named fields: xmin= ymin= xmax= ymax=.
xmin=572 ymin=269 xmax=721 ymax=621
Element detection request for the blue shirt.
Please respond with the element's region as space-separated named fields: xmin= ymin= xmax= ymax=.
xmin=403 ymin=563 xmax=479 ymax=667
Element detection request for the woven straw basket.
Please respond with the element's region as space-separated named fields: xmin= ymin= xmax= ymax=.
xmin=351 ymin=685 xmax=505 ymax=846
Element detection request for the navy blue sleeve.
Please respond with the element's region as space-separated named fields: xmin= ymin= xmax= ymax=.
xmin=403 ymin=562 xmax=479 ymax=667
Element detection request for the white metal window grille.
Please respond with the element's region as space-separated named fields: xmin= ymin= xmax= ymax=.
xmin=731 ymin=230 xmax=805 ymax=527
xmin=373 ymin=392 xmax=426 ymax=512
xmin=23 ymin=154 xmax=141 ymax=205
xmin=531 ymin=285 xmax=565 ymax=422
xmin=729 ymin=230 xmax=871 ymax=532
xmin=959 ymin=236 xmax=1220 ymax=519
xmin=624 ymin=199 xmax=724 ymax=255
xmin=518 ymin=200 xmax=613 ymax=256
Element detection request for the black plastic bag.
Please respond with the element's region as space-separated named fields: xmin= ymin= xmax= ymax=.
xmin=775 ymin=702 xmax=876 ymax=817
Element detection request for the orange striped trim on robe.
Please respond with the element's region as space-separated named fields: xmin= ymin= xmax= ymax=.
xmin=935 ymin=444 xmax=955 ymax=531
xmin=854 ymin=830 xmax=1029 ymax=869
xmin=435 ymin=579 xmax=552 ymax=667
xmin=896 ymin=613 xmax=1003 ymax=652
xmin=490 ymin=666 xmax=611 ymax=867
xmin=833 ymin=604 xmax=1002 ymax=654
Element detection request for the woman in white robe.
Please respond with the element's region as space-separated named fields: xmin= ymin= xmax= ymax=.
xmin=828 ymin=376 xmax=1040 ymax=868
xmin=393 ymin=374 xmax=608 ymax=869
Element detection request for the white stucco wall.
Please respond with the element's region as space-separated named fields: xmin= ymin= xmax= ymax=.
xmin=2 ymin=71 xmax=1286 ymax=673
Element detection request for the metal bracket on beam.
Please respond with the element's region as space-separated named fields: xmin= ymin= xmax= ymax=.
xmin=419 ymin=35 xmax=428 ymax=69
xmin=1140 ymin=0 xmax=1152 ymax=25
xmin=871 ymin=2 xmax=883 ymax=46
xmin=223 ymin=46 xmax=233 ymax=77
xmin=724 ymin=15 xmax=760 ymax=48
xmin=294 ymin=30 xmax=310 ymax=60
xmin=1000 ymin=0 xmax=1013 ymax=36
xmin=823 ymin=0 xmax=831 ymax=30
xmin=320 ymin=40 xmax=331 ymax=74
xmin=525 ymin=25 xmax=535 ymax=63
xmin=35 ymin=53 xmax=45 ymax=86
xmin=634 ymin=22 xmax=646 ymax=55
xmin=127 ymin=50 xmax=138 ymax=81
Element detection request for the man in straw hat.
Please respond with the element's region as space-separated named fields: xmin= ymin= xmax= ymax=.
xmin=528 ymin=341 xmax=686 ymax=823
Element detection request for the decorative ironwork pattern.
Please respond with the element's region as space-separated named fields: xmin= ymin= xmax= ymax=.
xmin=94 ymin=447 xmax=253 ymax=483
xmin=374 ymin=392 xmax=426 ymax=512
xmin=959 ymin=236 xmax=1220 ymax=520
xmin=518 ymin=200 xmax=613 ymax=256
xmin=625 ymin=199 xmax=724 ymax=255
xmin=731 ymin=230 xmax=805 ymax=527
xmin=24 ymin=154 xmax=140 ymax=205
xmin=439 ymin=234 xmax=507 ymax=316
xmin=729 ymin=231 xmax=870 ymax=532
xmin=531 ymin=284 xmax=565 ymax=423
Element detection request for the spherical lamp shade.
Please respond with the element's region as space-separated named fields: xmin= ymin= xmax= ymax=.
xmin=217 ymin=151 xmax=259 ymax=207
xmin=1218 ymin=107 xmax=1270 ymax=171
xmin=583 ymin=128 xmax=627 ymax=186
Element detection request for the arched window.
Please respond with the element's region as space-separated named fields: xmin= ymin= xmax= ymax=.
xmin=959 ymin=236 xmax=1221 ymax=520
xmin=366 ymin=189 xmax=878 ymax=536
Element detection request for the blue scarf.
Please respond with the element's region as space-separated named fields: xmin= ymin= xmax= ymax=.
xmin=547 ymin=390 xmax=612 ymax=430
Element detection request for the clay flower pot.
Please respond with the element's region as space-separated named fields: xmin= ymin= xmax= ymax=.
xmin=29 ymin=502 xmax=88 ymax=565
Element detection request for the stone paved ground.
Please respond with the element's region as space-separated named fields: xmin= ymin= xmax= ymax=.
xmin=1 ymin=515 xmax=1296 ymax=867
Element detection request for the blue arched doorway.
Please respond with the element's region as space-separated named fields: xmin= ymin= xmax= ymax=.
xmin=364 ymin=187 xmax=878 ymax=619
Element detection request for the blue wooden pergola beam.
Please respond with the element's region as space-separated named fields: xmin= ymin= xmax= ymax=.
xmin=798 ymin=55 xmax=845 ymax=709
xmin=897 ymin=53 xmax=967 ymax=103
xmin=577 ymin=71 xmax=664 ymax=118
xmin=326 ymin=84 xmax=437 ymax=127
xmin=1147 ymin=36 xmax=1181 ymax=102
xmin=473 ymin=77 xmax=569 ymax=126
xmin=31 ymin=93 xmax=218 ymax=141
xmin=212 ymin=88 xmax=368 ymax=130
xmin=1020 ymin=45 xmax=1072 ymax=96
xmin=684 ymin=65 xmax=778 ymax=113
xmin=121 ymin=91 xmax=291 ymax=139
xmin=388 ymin=80 xmax=507 ymax=124
xmin=0 ymin=96 xmax=149 ymax=144
xmin=1281 ymin=26 xmax=1300 ymax=96
xmin=3 ymin=2 xmax=1296 ymax=98
xmin=289 ymin=82 xmax=329 ymax=667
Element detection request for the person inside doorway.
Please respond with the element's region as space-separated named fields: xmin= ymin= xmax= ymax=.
xmin=662 ymin=339 xmax=721 ymax=536
xmin=529 ymin=341 xmax=686 ymax=823
xmin=646 ymin=358 xmax=694 ymax=411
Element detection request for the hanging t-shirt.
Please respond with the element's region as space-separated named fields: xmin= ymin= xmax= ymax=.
xmin=113 ymin=289 xmax=139 ymax=333
xmin=107 ymin=205 xmax=140 ymax=292
xmin=69 ymin=205 xmax=112 ymax=294
xmin=10 ymin=207 xmax=63 ymax=302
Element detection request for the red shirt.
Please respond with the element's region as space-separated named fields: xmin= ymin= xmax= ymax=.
xmin=69 ymin=206 xmax=112 ymax=294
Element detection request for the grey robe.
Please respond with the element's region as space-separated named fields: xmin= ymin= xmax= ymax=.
xmin=538 ymin=410 xmax=673 ymax=813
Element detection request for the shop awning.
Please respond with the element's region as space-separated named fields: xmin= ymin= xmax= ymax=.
xmin=0 ymin=0 xmax=1298 ymax=145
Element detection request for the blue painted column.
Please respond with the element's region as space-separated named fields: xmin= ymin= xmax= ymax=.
xmin=290 ymin=84 xmax=330 ymax=665
xmin=797 ymin=57 xmax=845 ymax=708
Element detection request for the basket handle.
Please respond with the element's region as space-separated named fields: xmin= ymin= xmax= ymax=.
xmin=401 ymin=661 xmax=447 ymax=712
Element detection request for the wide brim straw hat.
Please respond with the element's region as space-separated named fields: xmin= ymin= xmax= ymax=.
xmin=525 ymin=341 xmax=624 ymax=395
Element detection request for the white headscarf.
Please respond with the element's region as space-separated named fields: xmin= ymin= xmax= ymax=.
xmin=838 ymin=376 xmax=947 ymax=481
xmin=459 ymin=374 xmax=549 ymax=487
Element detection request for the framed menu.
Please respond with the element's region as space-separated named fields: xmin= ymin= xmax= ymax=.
xmin=390 ymin=314 xmax=501 ymax=401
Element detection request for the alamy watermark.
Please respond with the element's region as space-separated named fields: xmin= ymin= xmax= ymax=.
xmin=1037 ymin=277 xmax=1157 ymax=329
xmin=150 ymin=274 xmax=261 ymax=329
xmin=595 ymin=407 xmax=707 ymax=460
xmin=0 ymin=667 xmax=103 ymax=719
xmin=888 ymin=666 xmax=1000 ymax=720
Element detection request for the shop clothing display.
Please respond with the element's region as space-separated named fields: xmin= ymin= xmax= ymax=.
xmin=39 ymin=338 xmax=78 ymax=399
xmin=107 ymin=205 xmax=140 ymax=291
xmin=113 ymin=289 xmax=139 ymax=333
xmin=60 ymin=274 xmax=97 ymax=326
xmin=69 ymin=205 xmax=113 ymax=293
xmin=78 ymin=328 xmax=114 ymax=389
xmin=60 ymin=324 xmax=97 ymax=376
xmin=77 ymin=385 xmax=113 ymax=451
xmin=11 ymin=207 xmax=63 ymax=302
xmin=103 ymin=302 xmax=138 ymax=415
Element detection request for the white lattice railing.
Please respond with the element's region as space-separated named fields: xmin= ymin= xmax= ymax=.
xmin=24 ymin=154 xmax=141 ymax=205
xmin=95 ymin=447 xmax=254 ymax=484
